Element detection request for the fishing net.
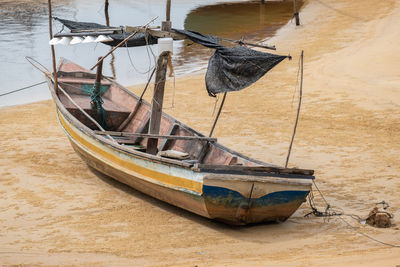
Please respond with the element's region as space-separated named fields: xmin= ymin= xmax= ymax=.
xmin=175 ymin=29 xmax=288 ymax=97
xmin=54 ymin=18 xmax=158 ymax=47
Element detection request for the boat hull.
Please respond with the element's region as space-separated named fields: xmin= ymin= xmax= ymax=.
xmin=57 ymin=108 xmax=312 ymax=225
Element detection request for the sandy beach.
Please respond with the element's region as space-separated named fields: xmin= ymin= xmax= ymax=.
xmin=1 ymin=0 xmax=400 ymax=265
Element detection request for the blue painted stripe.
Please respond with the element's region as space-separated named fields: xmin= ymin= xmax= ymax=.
xmin=203 ymin=185 xmax=309 ymax=208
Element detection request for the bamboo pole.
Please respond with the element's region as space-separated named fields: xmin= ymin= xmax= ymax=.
xmin=209 ymin=92 xmax=227 ymax=137
xmin=47 ymin=0 xmax=58 ymax=91
xmin=285 ymin=50 xmax=303 ymax=168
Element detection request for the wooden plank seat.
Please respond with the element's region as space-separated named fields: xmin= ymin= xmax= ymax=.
xmin=59 ymin=94 xmax=130 ymax=131
xmin=58 ymin=76 xmax=112 ymax=86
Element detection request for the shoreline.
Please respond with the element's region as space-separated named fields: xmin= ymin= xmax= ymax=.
xmin=1 ymin=0 xmax=400 ymax=266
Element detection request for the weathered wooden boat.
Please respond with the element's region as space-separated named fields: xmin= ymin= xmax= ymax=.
xmin=43 ymin=0 xmax=314 ymax=224
xmin=45 ymin=58 xmax=314 ymax=225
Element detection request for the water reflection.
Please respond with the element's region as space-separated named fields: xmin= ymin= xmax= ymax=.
xmin=173 ymin=0 xmax=303 ymax=75
xmin=184 ymin=1 xmax=302 ymax=39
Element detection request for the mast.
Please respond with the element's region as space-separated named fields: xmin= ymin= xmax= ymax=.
xmin=146 ymin=0 xmax=173 ymax=155
xmin=146 ymin=51 xmax=170 ymax=155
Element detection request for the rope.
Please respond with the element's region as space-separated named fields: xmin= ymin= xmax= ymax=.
xmin=124 ymin=28 xmax=156 ymax=75
xmin=25 ymin=56 xmax=51 ymax=76
xmin=307 ymin=180 xmax=400 ymax=248
xmin=90 ymin=82 xmax=107 ymax=130
xmin=0 ymin=81 xmax=46 ymax=97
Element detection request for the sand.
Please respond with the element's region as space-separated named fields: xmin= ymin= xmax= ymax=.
xmin=1 ymin=0 xmax=400 ymax=265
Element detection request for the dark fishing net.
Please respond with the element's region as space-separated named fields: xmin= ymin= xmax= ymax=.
xmin=175 ymin=29 xmax=288 ymax=97
xmin=54 ymin=18 xmax=158 ymax=47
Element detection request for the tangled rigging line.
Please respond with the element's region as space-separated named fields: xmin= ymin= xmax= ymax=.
xmin=306 ymin=180 xmax=400 ymax=248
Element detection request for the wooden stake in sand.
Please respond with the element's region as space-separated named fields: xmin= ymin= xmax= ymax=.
xmin=293 ymin=0 xmax=300 ymax=26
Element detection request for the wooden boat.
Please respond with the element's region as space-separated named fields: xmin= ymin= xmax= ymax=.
xmin=45 ymin=58 xmax=314 ymax=225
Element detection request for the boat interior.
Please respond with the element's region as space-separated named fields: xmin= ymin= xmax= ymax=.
xmin=56 ymin=60 xmax=263 ymax=167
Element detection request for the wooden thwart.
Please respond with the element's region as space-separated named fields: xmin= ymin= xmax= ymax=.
xmin=94 ymin=130 xmax=217 ymax=142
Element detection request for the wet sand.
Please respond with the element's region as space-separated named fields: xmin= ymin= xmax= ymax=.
xmin=1 ymin=0 xmax=400 ymax=265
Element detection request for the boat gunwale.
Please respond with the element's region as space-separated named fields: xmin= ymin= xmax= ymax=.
xmin=203 ymin=173 xmax=313 ymax=185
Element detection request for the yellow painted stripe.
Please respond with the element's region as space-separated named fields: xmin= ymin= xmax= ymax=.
xmin=57 ymin=110 xmax=202 ymax=193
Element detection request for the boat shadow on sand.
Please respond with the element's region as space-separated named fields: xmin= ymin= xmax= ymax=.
xmin=89 ymin=166 xmax=312 ymax=236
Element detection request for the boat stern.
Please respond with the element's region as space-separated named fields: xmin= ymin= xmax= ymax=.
xmin=202 ymin=173 xmax=313 ymax=225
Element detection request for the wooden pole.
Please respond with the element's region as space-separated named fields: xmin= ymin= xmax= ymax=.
xmin=293 ymin=0 xmax=300 ymax=26
xmin=285 ymin=50 xmax=303 ymax=168
xmin=209 ymin=92 xmax=227 ymax=137
xmin=92 ymin=57 xmax=106 ymax=127
xmin=146 ymin=51 xmax=170 ymax=155
xmin=94 ymin=57 xmax=103 ymax=86
xmin=105 ymin=0 xmax=110 ymax=26
xmin=47 ymin=0 xmax=58 ymax=91
xmin=162 ymin=0 xmax=172 ymax=31
xmin=166 ymin=0 xmax=171 ymax=21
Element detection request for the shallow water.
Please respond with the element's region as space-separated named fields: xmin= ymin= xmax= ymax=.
xmin=0 ymin=0 xmax=298 ymax=107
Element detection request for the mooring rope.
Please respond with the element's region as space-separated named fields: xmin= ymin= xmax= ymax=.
xmin=0 ymin=81 xmax=47 ymax=97
xmin=307 ymin=180 xmax=400 ymax=248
